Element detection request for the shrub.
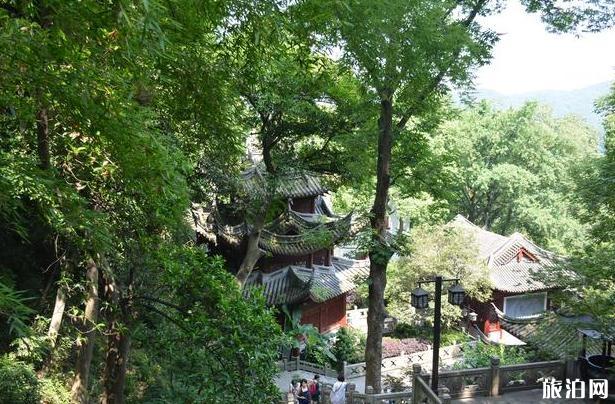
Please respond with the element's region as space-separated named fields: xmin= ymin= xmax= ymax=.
xmin=304 ymin=333 xmax=335 ymax=367
xmin=391 ymin=322 xmax=430 ymax=339
xmin=382 ymin=337 xmax=430 ymax=358
xmin=441 ymin=329 xmax=470 ymax=346
xmin=330 ymin=327 xmax=365 ymax=368
xmin=331 ymin=327 xmax=354 ymax=370
xmin=39 ymin=377 xmax=70 ymax=404
xmin=453 ymin=342 xmax=537 ymax=369
xmin=383 ymin=374 xmax=409 ymax=392
xmin=392 ymin=322 xmax=470 ymax=346
xmin=0 ymin=355 xmax=40 ymax=404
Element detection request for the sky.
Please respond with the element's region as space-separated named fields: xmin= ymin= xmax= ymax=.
xmin=476 ymin=1 xmax=615 ymax=95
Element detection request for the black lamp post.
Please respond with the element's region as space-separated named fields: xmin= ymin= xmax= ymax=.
xmin=411 ymin=276 xmax=465 ymax=392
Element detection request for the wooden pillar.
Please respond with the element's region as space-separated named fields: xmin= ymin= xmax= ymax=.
xmin=578 ymin=333 xmax=587 ymax=358
xmin=489 ymin=356 xmax=500 ymax=396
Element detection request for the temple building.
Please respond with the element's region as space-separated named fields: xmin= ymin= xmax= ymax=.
xmin=451 ymin=215 xmax=561 ymax=345
xmin=192 ymin=164 xmax=369 ymax=333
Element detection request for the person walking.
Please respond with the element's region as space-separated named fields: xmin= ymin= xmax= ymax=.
xmin=289 ymin=378 xmax=300 ymax=403
xmin=309 ymin=374 xmax=320 ymax=403
xmin=297 ymin=379 xmax=312 ymax=404
xmin=331 ymin=375 xmax=347 ymax=404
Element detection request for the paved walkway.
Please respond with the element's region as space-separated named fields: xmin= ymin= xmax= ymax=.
xmin=275 ymin=355 xmax=462 ymax=394
xmin=452 ymin=389 xmax=593 ymax=403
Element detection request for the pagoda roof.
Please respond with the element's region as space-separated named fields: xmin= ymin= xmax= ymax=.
xmin=241 ymin=164 xmax=327 ymax=199
xmin=206 ymin=209 xmax=351 ymax=255
xmin=243 ymin=257 xmax=370 ymax=305
xmin=451 ymin=215 xmax=562 ymax=293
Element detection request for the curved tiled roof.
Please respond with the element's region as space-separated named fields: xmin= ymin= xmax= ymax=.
xmin=489 ymin=261 xmax=549 ymax=293
xmin=451 ymin=215 xmax=561 ymax=293
xmin=212 ymin=210 xmax=352 ymax=255
xmin=241 ymin=165 xmax=327 ymax=198
xmin=451 ymin=215 xmax=509 ymax=259
xmin=243 ymin=257 xmax=370 ymax=305
xmin=493 ymin=304 xmax=606 ymax=358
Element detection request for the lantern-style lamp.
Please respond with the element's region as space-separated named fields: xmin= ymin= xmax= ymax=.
xmin=468 ymin=311 xmax=478 ymax=322
xmin=447 ymin=283 xmax=465 ymax=306
xmin=411 ymin=287 xmax=429 ymax=309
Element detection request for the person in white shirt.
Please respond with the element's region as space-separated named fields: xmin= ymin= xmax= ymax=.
xmin=330 ymin=375 xmax=347 ymax=404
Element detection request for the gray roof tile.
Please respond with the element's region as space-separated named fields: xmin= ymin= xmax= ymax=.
xmin=452 ymin=215 xmax=561 ymax=293
xmin=243 ymin=257 xmax=369 ymax=305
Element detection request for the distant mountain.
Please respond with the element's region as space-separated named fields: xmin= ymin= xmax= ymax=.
xmin=469 ymin=81 xmax=612 ymax=132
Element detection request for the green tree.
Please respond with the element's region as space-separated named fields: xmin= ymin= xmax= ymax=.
xmin=131 ymin=247 xmax=283 ymax=403
xmin=433 ymin=101 xmax=599 ymax=253
xmin=299 ymin=0 xmax=498 ymax=390
xmin=544 ymin=83 xmax=615 ymax=333
xmin=0 ymin=0 xmax=284 ymax=401
xmin=520 ymin=0 xmax=615 ymax=33
xmin=386 ymin=223 xmax=492 ymax=328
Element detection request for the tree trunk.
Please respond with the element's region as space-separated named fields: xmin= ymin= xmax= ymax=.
xmin=235 ymin=220 xmax=265 ymax=287
xmin=101 ymin=278 xmax=130 ymax=404
xmin=365 ymin=93 xmax=394 ymax=393
xmin=36 ymin=107 xmax=50 ymax=170
xmin=48 ymin=286 xmax=66 ymax=345
xmin=71 ymin=258 xmax=100 ymax=403
xmin=102 ymin=332 xmax=131 ymax=404
xmin=263 ymin=137 xmax=276 ymax=173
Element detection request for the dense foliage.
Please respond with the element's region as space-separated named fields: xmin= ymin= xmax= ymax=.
xmin=433 ymin=101 xmax=598 ymax=253
xmin=392 ymin=323 xmax=470 ymax=347
xmin=386 ymin=223 xmax=492 ymax=328
xmin=0 ymin=0 xmax=612 ymax=400
xmin=0 ymin=0 xmax=283 ymax=402
xmin=0 ymin=356 xmax=41 ymax=404
xmin=542 ymin=83 xmax=615 ymax=334
xmin=330 ymin=327 xmax=366 ymax=368
xmin=453 ymin=342 xmax=536 ymax=369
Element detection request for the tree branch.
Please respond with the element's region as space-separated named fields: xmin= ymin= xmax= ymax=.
xmin=396 ymin=0 xmax=489 ymax=131
xmin=134 ymin=295 xmax=187 ymax=313
xmin=140 ymin=304 xmax=190 ymax=332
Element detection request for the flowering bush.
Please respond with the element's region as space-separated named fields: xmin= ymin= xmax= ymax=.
xmin=382 ymin=337 xmax=430 ymax=358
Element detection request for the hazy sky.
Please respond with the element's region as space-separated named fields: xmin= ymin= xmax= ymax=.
xmin=476 ymin=1 xmax=615 ymax=95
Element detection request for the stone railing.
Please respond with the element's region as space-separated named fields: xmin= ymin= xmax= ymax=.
xmin=499 ymin=359 xmax=565 ymax=393
xmin=281 ymin=382 xmax=427 ymax=404
xmin=345 ymin=344 xmax=464 ymax=379
xmin=282 ymin=357 xmax=577 ymax=404
xmin=424 ymin=357 xmax=568 ymax=399
xmin=279 ymin=355 xmax=573 ymax=403
xmin=277 ymin=357 xmax=339 ymax=378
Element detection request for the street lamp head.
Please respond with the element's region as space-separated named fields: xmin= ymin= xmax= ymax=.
xmin=447 ymin=283 xmax=465 ymax=306
xmin=411 ymin=287 xmax=429 ymax=309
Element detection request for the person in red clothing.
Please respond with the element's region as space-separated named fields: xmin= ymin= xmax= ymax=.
xmin=308 ymin=374 xmax=320 ymax=403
